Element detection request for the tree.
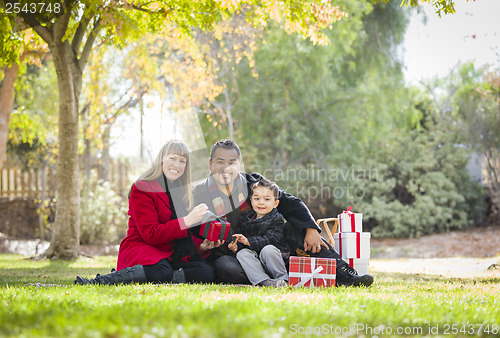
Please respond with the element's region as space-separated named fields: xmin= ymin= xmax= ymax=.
xmin=0 ymin=26 xmax=47 ymax=169
xmin=80 ymin=45 xmax=150 ymax=182
xmin=451 ymin=63 xmax=500 ymax=218
xmin=0 ymin=0 xmax=344 ymax=259
xmin=8 ymin=60 xmax=59 ymax=169
xmin=399 ymin=0 xmax=457 ymax=16
xmin=201 ymin=0 xmax=413 ymax=170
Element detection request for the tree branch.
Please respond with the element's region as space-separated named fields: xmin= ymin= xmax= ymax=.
xmin=71 ymin=14 xmax=90 ymax=56
xmin=78 ymin=18 xmax=101 ymax=72
xmin=105 ymin=86 xmax=149 ymax=125
xmin=79 ymin=102 xmax=91 ymax=118
xmin=53 ymin=7 xmax=71 ymax=42
xmin=17 ymin=12 xmax=52 ymax=45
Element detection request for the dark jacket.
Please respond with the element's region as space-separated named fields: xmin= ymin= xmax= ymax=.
xmin=193 ymin=172 xmax=320 ymax=258
xmin=237 ymin=208 xmax=290 ymax=254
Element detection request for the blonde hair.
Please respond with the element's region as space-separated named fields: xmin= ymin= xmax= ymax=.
xmin=137 ymin=139 xmax=193 ymax=210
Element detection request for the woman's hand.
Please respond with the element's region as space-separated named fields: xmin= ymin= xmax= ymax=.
xmin=183 ymin=203 xmax=209 ymax=227
xmin=233 ymin=234 xmax=249 ymax=247
xmin=199 ymin=239 xmax=225 ymax=251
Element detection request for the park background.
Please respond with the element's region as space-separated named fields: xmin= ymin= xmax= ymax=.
xmin=1 ymin=0 xmax=499 ymax=254
xmin=1 ymin=1 xmax=500 ymax=337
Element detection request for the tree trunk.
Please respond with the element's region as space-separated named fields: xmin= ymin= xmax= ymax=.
xmin=81 ymin=102 xmax=92 ymax=182
xmin=0 ymin=63 xmax=20 ymax=170
xmin=140 ymin=98 xmax=144 ymax=160
xmin=43 ymin=40 xmax=82 ymax=260
xmin=100 ymin=124 xmax=111 ymax=182
xmin=82 ymin=133 xmax=92 ymax=181
xmin=38 ymin=165 xmax=47 ymax=241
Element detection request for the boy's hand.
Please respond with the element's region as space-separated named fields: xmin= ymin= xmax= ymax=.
xmin=228 ymin=241 xmax=238 ymax=252
xmin=228 ymin=235 xmax=238 ymax=252
xmin=233 ymin=234 xmax=250 ymax=247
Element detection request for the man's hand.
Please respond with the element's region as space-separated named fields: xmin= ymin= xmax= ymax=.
xmin=199 ymin=239 xmax=224 ymax=251
xmin=303 ymin=228 xmax=328 ymax=254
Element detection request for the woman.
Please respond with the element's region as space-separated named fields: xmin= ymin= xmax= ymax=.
xmin=75 ymin=139 xmax=222 ymax=285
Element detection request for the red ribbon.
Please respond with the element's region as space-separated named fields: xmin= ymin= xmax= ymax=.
xmin=356 ymin=232 xmax=360 ymax=258
xmin=340 ymin=206 xmax=356 ymax=232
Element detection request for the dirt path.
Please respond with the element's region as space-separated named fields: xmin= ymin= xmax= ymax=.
xmin=371 ymin=257 xmax=500 ymax=278
xmin=369 ymin=225 xmax=500 ymax=278
xmin=371 ymin=225 xmax=500 ymax=259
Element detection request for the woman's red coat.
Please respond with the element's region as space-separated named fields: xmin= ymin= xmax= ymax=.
xmin=117 ymin=179 xmax=202 ymax=270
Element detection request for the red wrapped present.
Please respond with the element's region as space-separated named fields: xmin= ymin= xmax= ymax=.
xmin=199 ymin=212 xmax=231 ymax=242
xmin=338 ymin=206 xmax=363 ymax=233
xmin=289 ymin=256 xmax=336 ymax=287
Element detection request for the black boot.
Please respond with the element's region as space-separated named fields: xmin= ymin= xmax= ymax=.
xmin=336 ymin=264 xmax=374 ymax=287
xmin=74 ymin=265 xmax=147 ymax=285
xmin=171 ymin=268 xmax=186 ymax=283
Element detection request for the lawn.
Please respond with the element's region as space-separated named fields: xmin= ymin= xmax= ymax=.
xmin=0 ymin=254 xmax=499 ymax=337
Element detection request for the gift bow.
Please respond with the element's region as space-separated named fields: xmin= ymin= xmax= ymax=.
xmin=340 ymin=206 xmax=356 ymax=232
xmin=295 ymin=265 xmax=325 ymax=287
xmin=342 ymin=206 xmax=353 ymax=214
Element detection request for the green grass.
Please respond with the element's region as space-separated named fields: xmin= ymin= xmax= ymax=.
xmin=1 ymin=254 xmax=499 ymax=337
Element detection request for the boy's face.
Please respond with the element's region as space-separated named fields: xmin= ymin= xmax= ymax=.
xmin=209 ymin=148 xmax=241 ymax=188
xmin=251 ymin=186 xmax=279 ymax=218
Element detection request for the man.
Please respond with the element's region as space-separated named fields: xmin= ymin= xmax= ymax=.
xmin=193 ymin=139 xmax=373 ymax=287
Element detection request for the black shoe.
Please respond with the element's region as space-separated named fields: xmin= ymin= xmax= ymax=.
xmin=336 ymin=264 xmax=374 ymax=287
xmin=74 ymin=275 xmax=94 ymax=285
xmin=171 ymin=268 xmax=186 ymax=283
xmin=74 ymin=265 xmax=147 ymax=285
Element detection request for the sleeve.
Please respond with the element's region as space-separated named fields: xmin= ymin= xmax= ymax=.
xmin=128 ymin=184 xmax=188 ymax=246
xmin=277 ymin=190 xmax=320 ymax=234
xmin=247 ymin=215 xmax=286 ymax=252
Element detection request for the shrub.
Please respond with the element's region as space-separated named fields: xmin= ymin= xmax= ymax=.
xmin=80 ymin=172 xmax=128 ymax=245
xmin=339 ymin=130 xmax=485 ymax=238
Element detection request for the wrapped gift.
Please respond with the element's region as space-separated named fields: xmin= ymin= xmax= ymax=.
xmin=347 ymin=258 xmax=369 ymax=275
xmin=199 ymin=212 xmax=231 ymax=242
xmin=334 ymin=232 xmax=371 ymax=259
xmin=289 ymin=256 xmax=336 ymax=287
xmin=338 ymin=206 xmax=363 ymax=233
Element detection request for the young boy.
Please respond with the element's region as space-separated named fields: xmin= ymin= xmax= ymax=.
xmin=228 ymin=179 xmax=289 ymax=287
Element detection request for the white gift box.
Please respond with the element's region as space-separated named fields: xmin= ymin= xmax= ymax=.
xmin=338 ymin=211 xmax=363 ymax=233
xmin=334 ymin=232 xmax=371 ymax=259
xmin=346 ymin=258 xmax=369 ymax=275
